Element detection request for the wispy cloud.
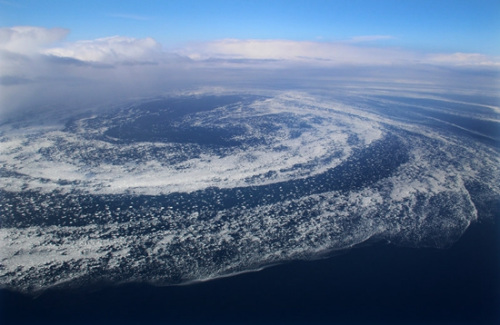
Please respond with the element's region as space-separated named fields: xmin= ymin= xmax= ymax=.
xmin=426 ymin=52 xmax=500 ymax=67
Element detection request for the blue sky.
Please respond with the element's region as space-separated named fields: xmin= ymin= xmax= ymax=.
xmin=1 ymin=0 xmax=499 ymax=55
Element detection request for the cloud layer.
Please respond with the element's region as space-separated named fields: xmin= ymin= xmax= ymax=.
xmin=179 ymin=39 xmax=417 ymax=65
xmin=1 ymin=26 xmax=499 ymax=119
xmin=44 ymin=36 xmax=162 ymax=64
xmin=3 ymin=26 xmax=498 ymax=68
xmin=0 ymin=26 xmax=68 ymax=55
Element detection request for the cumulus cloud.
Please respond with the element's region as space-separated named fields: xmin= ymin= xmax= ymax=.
xmin=0 ymin=26 xmax=69 ymax=88
xmin=0 ymin=26 xmax=68 ymax=55
xmin=44 ymin=36 xmax=162 ymax=64
xmin=0 ymin=26 xmax=164 ymax=67
xmin=0 ymin=28 xmax=171 ymax=119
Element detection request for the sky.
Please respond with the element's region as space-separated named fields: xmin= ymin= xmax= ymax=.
xmin=1 ymin=0 xmax=500 ymax=118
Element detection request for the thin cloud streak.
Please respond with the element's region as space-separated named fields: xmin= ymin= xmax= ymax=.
xmin=426 ymin=52 xmax=500 ymax=67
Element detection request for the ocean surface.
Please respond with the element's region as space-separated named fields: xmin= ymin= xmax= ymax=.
xmin=1 ymin=217 xmax=498 ymax=325
xmin=1 ymin=91 xmax=499 ymax=324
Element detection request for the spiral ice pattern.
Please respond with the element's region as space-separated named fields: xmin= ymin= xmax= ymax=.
xmin=1 ymin=91 xmax=499 ymax=292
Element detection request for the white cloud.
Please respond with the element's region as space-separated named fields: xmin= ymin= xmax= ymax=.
xmin=1 ymin=26 xmax=497 ymax=68
xmin=0 ymin=26 xmax=68 ymax=55
xmin=178 ymin=39 xmax=500 ymax=68
xmin=426 ymin=52 xmax=500 ymax=67
xmin=0 ymin=26 xmax=162 ymax=65
xmin=179 ymin=39 xmax=414 ymax=65
xmin=44 ymin=36 xmax=162 ymax=64
xmin=0 ymin=28 xmax=169 ymax=119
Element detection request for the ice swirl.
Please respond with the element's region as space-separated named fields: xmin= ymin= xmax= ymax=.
xmin=1 ymin=91 xmax=499 ymax=292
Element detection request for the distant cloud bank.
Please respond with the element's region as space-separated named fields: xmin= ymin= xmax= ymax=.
xmin=2 ymin=26 xmax=497 ymax=67
xmin=44 ymin=36 xmax=162 ymax=64
xmin=180 ymin=39 xmax=500 ymax=68
xmin=0 ymin=26 xmax=68 ymax=54
xmin=1 ymin=26 xmax=499 ymax=118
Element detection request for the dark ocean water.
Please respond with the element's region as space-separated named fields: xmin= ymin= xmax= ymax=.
xmin=1 ymin=218 xmax=498 ymax=325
